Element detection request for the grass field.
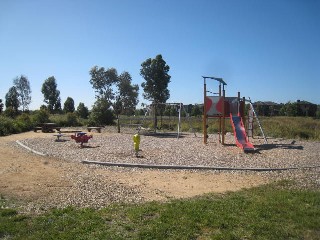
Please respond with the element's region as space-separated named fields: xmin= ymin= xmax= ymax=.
xmin=1 ymin=181 xmax=319 ymax=239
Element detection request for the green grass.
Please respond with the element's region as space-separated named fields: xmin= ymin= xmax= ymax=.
xmin=259 ymin=116 xmax=320 ymax=140
xmin=1 ymin=113 xmax=319 ymax=140
xmin=1 ymin=182 xmax=319 ymax=239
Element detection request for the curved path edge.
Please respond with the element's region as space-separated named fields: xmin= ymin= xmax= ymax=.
xmin=15 ymin=140 xmax=320 ymax=172
xmin=82 ymin=160 xmax=320 ymax=172
xmin=16 ymin=140 xmax=47 ymax=156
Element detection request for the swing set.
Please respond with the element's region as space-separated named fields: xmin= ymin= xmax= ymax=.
xmin=136 ymin=102 xmax=196 ymax=138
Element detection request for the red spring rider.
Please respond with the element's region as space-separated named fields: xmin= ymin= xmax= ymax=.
xmin=71 ymin=132 xmax=93 ymax=147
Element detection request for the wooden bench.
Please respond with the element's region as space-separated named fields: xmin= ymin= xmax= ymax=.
xmin=34 ymin=127 xmax=42 ymax=132
xmin=120 ymin=124 xmax=142 ymax=128
xmin=87 ymin=127 xmax=102 ymax=133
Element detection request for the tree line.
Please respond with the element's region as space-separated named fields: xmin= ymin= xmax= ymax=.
xmin=252 ymin=101 xmax=319 ymax=118
xmin=1 ymin=53 xmax=319 ymax=126
xmin=0 ymin=54 xmax=171 ymax=126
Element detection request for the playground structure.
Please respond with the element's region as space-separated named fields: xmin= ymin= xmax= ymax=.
xmin=70 ymin=132 xmax=93 ymax=147
xmin=202 ymin=76 xmax=266 ymax=152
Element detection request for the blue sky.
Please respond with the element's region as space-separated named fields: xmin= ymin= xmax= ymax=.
xmin=1 ymin=0 xmax=319 ymax=110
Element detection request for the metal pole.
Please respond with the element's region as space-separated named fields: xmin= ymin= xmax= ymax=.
xmin=177 ymin=103 xmax=181 ymax=139
xmin=242 ymin=96 xmax=246 ymax=125
xmin=237 ymin=92 xmax=240 ymax=116
xmin=203 ymin=78 xmax=207 ymax=144
xmin=219 ymin=83 xmax=222 ymax=143
xmin=222 ymin=86 xmax=226 ymax=145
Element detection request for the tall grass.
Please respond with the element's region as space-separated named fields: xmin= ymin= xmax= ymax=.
xmin=259 ymin=116 xmax=320 ymax=140
xmin=122 ymin=115 xmax=320 ymax=140
xmin=1 ymin=113 xmax=319 ymax=140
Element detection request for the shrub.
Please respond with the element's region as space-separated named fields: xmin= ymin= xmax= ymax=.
xmin=3 ymin=107 xmax=18 ymax=118
xmin=31 ymin=109 xmax=50 ymax=125
xmin=88 ymin=108 xmax=115 ymax=126
xmin=0 ymin=116 xmax=15 ymax=136
xmin=15 ymin=113 xmax=33 ymax=132
xmin=49 ymin=113 xmax=80 ymax=127
xmin=66 ymin=112 xmax=79 ymax=126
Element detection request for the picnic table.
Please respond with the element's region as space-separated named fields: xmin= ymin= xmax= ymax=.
xmin=34 ymin=123 xmax=61 ymax=133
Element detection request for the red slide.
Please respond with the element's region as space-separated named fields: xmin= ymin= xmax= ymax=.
xmin=230 ymin=114 xmax=254 ymax=152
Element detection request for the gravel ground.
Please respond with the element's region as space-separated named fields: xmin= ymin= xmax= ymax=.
xmin=18 ymin=128 xmax=319 ymax=169
xmin=2 ymin=128 xmax=319 ymax=214
xmin=16 ymin=127 xmax=320 ymax=190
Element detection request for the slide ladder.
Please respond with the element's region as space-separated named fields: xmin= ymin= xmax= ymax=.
xmin=230 ymin=113 xmax=255 ymax=152
xmin=248 ymin=101 xmax=268 ymax=144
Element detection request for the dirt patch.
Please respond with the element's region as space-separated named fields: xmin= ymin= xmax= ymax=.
xmin=0 ymin=135 xmax=71 ymax=201
xmin=0 ymin=131 xmax=269 ymax=211
xmin=114 ymin=170 xmax=265 ymax=200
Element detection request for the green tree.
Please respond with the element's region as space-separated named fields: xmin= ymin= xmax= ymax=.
xmin=285 ymin=102 xmax=298 ymax=116
xmin=191 ymin=104 xmax=202 ymax=117
xmin=140 ymin=54 xmax=171 ymax=129
xmin=88 ymin=98 xmax=114 ymax=126
xmin=89 ymin=67 xmax=139 ymax=126
xmin=41 ymin=76 xmax=62 ymax=113
xmin=89 ymin=66 xmax=118 ymax=126
xmin=76 ymin=102 xmax=89 ymax=119
xmin=0 ymin=99 xmax=3 ymax=114
xmin=89 ymin=66 xmax=118 ymax=102
xmin=13 ymin=75 xmax=31 ymax=111
xmin=163 ymin=105 xmax=177 ymax=116
xmin=5 ymin=86 xmax=20 ymax=113
xmin=316 ymin=105 xmax=320 ymax=119
xmin=63 ymin=97 xmax=75 ymax=113
xmin=140 ymin=54 xmax=171 ymax=104
xmin=117 ymin=71 xmax=139 ymax=115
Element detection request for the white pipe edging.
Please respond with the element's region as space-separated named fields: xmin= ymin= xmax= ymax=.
xmin=16 ymin=140 xmax=46 ymax=156
xmin=14 ymin=140 xmax=320 ymax=172
xmin=82 ymin=160 xmax=320 ymax=172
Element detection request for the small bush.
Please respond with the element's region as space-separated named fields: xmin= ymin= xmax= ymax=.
xmin=0 ymin=116 xmax=15 ymax=136
xmin=88 ymin=109 xmax=114 ymax=126
xmin=89 ymin=99 xmax=115 ymax=126
xmin=16 ymin=113 xmax=33 ymax=132
xmin=66 ymin=112 xmax=79 ymax=126
xmin=31 ymin=110 xmax=50 ymax=125
xmin=49 ymin=113 xmax=80 ymax=127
